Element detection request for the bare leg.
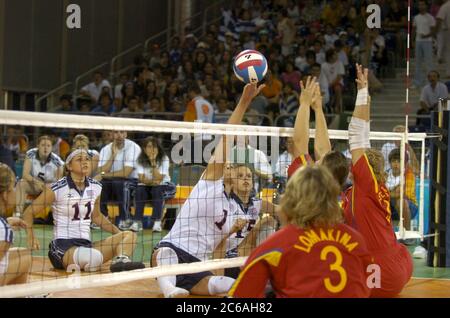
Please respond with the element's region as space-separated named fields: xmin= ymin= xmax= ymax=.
xmin=15 ymin=180 xmax=38 ymax=216
xmin=0 ymin=248 xmax=32 ymax=286
xmin=92 ymin=231 xmax=137 ymax=262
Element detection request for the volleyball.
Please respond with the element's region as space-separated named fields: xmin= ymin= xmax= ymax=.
xmin=232 ymin=50 xmax=268 ymax=84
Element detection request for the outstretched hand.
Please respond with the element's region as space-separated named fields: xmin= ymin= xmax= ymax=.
xmin=240 ymin=83 xmax=266 ymax=106
xmin=230 ymin=218 xmax=248 ymax=235
xmin=355 ymin=64 xmax=369 ymax=90
xmin=310 ymin=82 xmax=323 ymax=111
xmin=299 ymin=76 xmax=317 ymax=107
xmin=7 ymin=217 xmax=28 ymax=231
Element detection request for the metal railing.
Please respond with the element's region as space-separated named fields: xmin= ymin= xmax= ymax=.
xmin=34 ymin=82 xmax=72 ymax=112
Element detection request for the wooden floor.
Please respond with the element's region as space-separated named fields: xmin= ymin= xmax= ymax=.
xmin=26 ymin=257 xmax=450 ymax=298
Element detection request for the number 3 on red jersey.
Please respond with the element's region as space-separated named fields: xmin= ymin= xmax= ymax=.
xmin=320 ymin=245 xmax=348 ymax=294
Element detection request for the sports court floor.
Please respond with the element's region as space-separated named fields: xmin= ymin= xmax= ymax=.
xmin=14 ymin=225 xmax=450 ymax=298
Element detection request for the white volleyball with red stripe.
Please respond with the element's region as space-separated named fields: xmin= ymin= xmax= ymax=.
xmin=233 ymin=50 xmax=268 ymax=84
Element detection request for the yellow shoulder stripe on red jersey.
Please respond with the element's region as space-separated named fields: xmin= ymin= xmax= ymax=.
xmin=228 ymin=250 xmax=282 ymax=296
xmin=363 ymin=153 xmax=379 ymax=193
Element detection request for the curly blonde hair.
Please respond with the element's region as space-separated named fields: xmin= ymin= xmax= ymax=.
xmin=365 ymin=148 xmax=386 ymax=184
xmin=280 ymin=165 xmax=343 ymax=229
xmin=0 ymin=163 xmax=15 ymax=194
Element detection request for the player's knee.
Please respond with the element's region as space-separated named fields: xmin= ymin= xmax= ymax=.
xmin=155 ymin=247 xmax=178 ymax=266
xmin=208 ymin=276 xmax=235 ymax=295
xmin=73 ymin=247 xmax=104 ymax=272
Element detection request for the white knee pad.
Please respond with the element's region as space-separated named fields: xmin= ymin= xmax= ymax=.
xmin=155 ymin=247 xmax=179 ymax=266
xmin=208 ymin=276 xmax=235 ymax=295
xmin=73 ymin=247 xmax=104 ymax=272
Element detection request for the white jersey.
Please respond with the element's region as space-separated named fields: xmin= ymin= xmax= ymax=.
xmin=51 ymin=176 xmax=102 ymax=241
xmin=0 ymin=217 xmax=14 ymax=274
xmin=225 ymin=194 xmax=262 ymax=258
xmin=26 ymin=148 xmax=64 ymax=183
xmin=136 ymin=155 xmax=171 ymax=184
xmin=98 ymin=139 xmax=141 ymax=179
xmin=161 ymin=179 xmax=240 ymax=261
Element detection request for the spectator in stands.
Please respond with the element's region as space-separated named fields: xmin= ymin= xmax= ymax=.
xmin=386 ymin=148 xmax=419 ymax=231
xmin=96 ymin=130 xmax=114 ymax=150
xmin=133 ymin=67 xmax=149 ymax=98
xmin=183 ymin=84 xmax=214 ymax=123
xmin=0 ymin=138 xmax=15 ymax=173
xmin=44 ymin=129 xmax=70 ymax=160
xmin=256 ymin=29 xmax=272 ymax=52
xmin=277 ymin=9 xmax=296 ymax=56
xmin=15 ymin=135 xmax=64 ymax=217
xmin=91 ymin=93 xmax=116 ymax=115
xmin=72 ymin=134 xmax=100 ymax=176
xmin=321 ymin=0 xmax=343 ymax=28
xmin=120 ymin=82 xmax=136 ymax=110
xmin=310 ymin=63 xmax=330 ymax=108
xmin=278 ymin=83 xmax=299 ymax=126
xmin=420 ymin=70 xmax=449 ymax=110
xmin=412 ymin=0 xmax=436 ymax=88
xmin=436 ymin=0 xmax=450 ymax=78
xmin=312 ymin=40 xmax=326 ymax=65
xmin=261 ymin=70 xmax=283 ymax=120
xmin=163 ymin=81 xmax=182 ymax=112
xmin=133 ymin=137 xmax=175 ymax=232
xmin=334 ymin=40 xmax=349 ymax=68
xmin=5 ymin=126 xmax=28 ymax=161
xmin=324 ymin=24 xmax=339 ymax=50
xmin=301 ymin=0 xmax=321 ymax=24
xmin=381 ymin=125 xmax=407 ymax=171
xmin=274 ymin=137 xmax=294 ymax=179
xmin=214 ymin=97 xmax=232 ymax=124
xmin=146 ymin=97 xmax=164 ymax=113
xmin=96 ymin=130 xmax=141 ymax=230
xmin=385 ymin=0 xmax=407 ymax=60
xmin=321 ymin=49 xmax=345 ymax=113
xmin=53 ymin=94 xmax=74 ymax=113
xmin=369 ymin=28 xmax=388 ymax=76
xmin=120 ymin=96 xmax=142 ymax=114
xmin=301 ymin=50 xmax=317 ymax=74
xmin=280 ymin=61 xmax=301 ymax=92
xmin=294 ymin=44 xmax=308 ymax=72
xmin=80 ymin=71 xmax=111 ymax=103
xmin=114 ymin=73 xmax=130 ymax=100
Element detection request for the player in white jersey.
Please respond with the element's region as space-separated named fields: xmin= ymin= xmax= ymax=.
xmin=0 ymin=163 xmax=32 ymax=286
xmin=213 ymin=163 xmax=277 ymax=279
xmin=72 ymin=134 xmax=100 ymax=175
xmin=15 ymin=135 xmax=64 ymax=217
xmin=151 ymin=82 xmax=266 ymax=298
xmin=23 ymin=149 xmax=144 ymax=273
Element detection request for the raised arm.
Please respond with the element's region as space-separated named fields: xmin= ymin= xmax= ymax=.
xmin=203 ymin=83 xmax=265 ymax=181
xmin=292 ymin=76 xmax=317 ymax=158
xmin=349 ymin=64 xmax=370 ymax=165
xmin=311 ymin=83 xmax=331 ymax=161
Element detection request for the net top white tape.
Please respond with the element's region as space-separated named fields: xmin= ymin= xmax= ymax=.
xmin=0 ymin=110 xmax=427 ymax=141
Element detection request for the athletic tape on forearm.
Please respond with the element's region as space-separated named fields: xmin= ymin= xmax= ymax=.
xmin=355 ymin=87 xmax=369 ymax=106
xmin=349 ymin=117 xmax=371 ymax=150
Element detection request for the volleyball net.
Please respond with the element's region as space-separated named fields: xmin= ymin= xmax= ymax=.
xmin=0 ymin=110 xmax=430 ymax=297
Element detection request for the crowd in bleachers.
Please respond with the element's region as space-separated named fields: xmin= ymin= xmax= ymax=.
xmin=48 ymin=0 xmax=422 ymax=127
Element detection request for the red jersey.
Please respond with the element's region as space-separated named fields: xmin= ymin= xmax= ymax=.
xmin=344 ymin=154 xmax=398 ymax=251
xmin=229 ymin=223 xmax=371 ymax=298
xmin=287 ymin=154 xmax=313 ymax=179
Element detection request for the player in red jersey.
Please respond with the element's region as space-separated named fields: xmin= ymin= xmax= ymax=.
xmin=229 ymin=165 xmax=371 ymax=298
xmin=288 ymin=76 xmax=351 ymax=210
xmin=344 ymin=64 xmax=413 ymax=297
